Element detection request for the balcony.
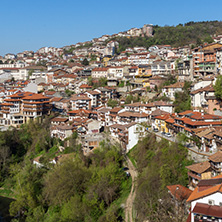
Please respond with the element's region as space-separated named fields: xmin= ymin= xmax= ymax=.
xmin=188 ymin=171 xmax=201 ymax=180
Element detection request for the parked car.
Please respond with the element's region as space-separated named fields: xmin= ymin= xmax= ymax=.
xmin=161 ymin=132 xmax=166 ymax=136
xmin=122 ymin=167 xmax=129 ymax=171
xmin=153 ymin=128 xmax=159 ymax=132
xmin=126 ymin=172 xmax=131 ymax=177
xmin=165 ymin=133 xmax=172 ymax=137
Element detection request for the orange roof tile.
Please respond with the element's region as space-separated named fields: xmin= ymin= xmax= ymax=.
xmin=22 ymin=94 xmax=49 ymax=100
xmin=186 ymin=161 xmax=211 ymax=174
xmin=167 ymin=184 xmax=192 ymax=201
xmin=187 ymin=183 xmax=222 ymax=202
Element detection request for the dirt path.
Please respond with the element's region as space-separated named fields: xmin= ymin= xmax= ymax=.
xmin=125 ymin=157 xmax=137 ymax=222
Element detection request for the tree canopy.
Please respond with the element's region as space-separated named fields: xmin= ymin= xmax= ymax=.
xmin=214 ymin=75 xmax=222 ymax=99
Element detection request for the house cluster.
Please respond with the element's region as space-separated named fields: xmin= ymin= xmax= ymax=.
xmin=167 ymin=175 xmax=222 ymax=222
xmin=48 ymin=100 xmax=175 ymax=153
xmin=152 ymin=110 xmax=222 ymax=152
xmin=167 ymin=148 xmax=222 ymax=221
xmin=1 ymin=25 xmax=222 ymax=221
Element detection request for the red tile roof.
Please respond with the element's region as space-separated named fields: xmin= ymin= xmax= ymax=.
xmin=154 ymin=114 xmax=171 ymax=120
xmin=208 ymin=150 xmax=222 ymax=163
xmin=186 ymin=161 xmax=211 ymax=174
xmin=187 ymin=182 xmax=222 ymax=202
xmin=22 ymin=94 xmax=49 ymax=100
xmin=167 ymin=184 xmax=192 ymax=201
xmin=192 ymin=202 xmax=222 ymax=218
xmin=79 ymin=84 xmax=92 ymax=89
xmin=92 ymin=67 xmax=109 ymax=72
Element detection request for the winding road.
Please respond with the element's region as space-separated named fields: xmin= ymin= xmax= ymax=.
xmin=125 ymin=157 xmax=138 ymax=222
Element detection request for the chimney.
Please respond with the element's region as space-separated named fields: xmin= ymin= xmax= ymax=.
xmin=201 ymin=110 xmax=204 ymax=116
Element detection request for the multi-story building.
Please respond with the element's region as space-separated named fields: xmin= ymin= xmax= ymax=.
xmin=191 ymin=84 xmax=222 ymax=115
xmin=70 ymin=94 xmax=91 ymax=110
xmin=94 ymin=87 xmax=111 ymax=106
xmin=162 ymin=82 xmax=184 ymax=100
xmin=177 ymin=55 xmax=193 ymax=81
xmin=117 ymin=111 xmax=149 ymax=125
xmin=186 ymin=161 xmax=212 ymax=189
xmin=0 ymin=92 xmax=51 ymax=126
xmin=85 ymin=90 xmax=101 ymax=108
xmin=128 ymin=53 xmax=149 ymax=65
xmin=151 ymin=60 xmax=171 ymax=76
xmin=187 ymin=176 xmax=222 ymax=222
xmin=22 ymin=94 xmax=51 ymax=123
xmin=109 ymin=122 xmax=146 ymax=152
xmin=193 ymin=43 xmax=222 ymax=78
xmin=97 ymin=107 xmax=111 ymax=127
xmin=91 ymin=67 xmax=109 ymax=78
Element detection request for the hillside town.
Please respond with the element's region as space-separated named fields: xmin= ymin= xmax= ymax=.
xmin=1 ymin=24 xmax=222 ymax=221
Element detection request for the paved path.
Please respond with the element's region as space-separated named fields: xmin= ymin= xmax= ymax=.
xmin=125 ymin=157 xmax=138 ymax=222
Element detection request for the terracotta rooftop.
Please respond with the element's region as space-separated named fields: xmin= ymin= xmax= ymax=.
xmin=187 ymin=180 xmax=222 ymax=202
xmin=57 ymin=124 xmax=74 ymax=130
xmin=186 ymin=161 xmax=211 ymax=174
xmin=208 ymin=150 xmax=222 ymax=163
xmin=50 ymin=97 xmax=63 ymax=102
xmin=110 ymin=107 xmax=123 ymax=113
xmin=92 ymin=67 xmax=109 ymax=72
xmin=191 ymin=84 xmax=215 ymax=95
xmin=22 ymin=94 xmax=49 ymax=100
xmin=151 ymin=109 xmax=170 ymax=116
xmin=167 ymin=184 xmax=192 ymax=201
xmin=9 ymin=91 xmax=33 ymax=98
xmin=51 ymin=117 xmax=69 ymax=122
xmin=70 ymin=95 xmax=91 ymax=101
xmin=192 ymin=202 xmax=222 ymax=218
xmin=79 ymin=84 xmax=92 ymax=89
xmin=154 ymin=114 xmax=171 ymax=120
xmin=118 ymin=111 xmax=149 ymax=118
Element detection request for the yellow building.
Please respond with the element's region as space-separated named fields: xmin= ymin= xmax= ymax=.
xmin=142 ymin=80 xmax=150 ymax=88
xmin=154 ymin=114 xmax=171 ymax=133
xmin=103 ymin=56 xmax=111 ymax=67
xmin=137 ymin=65 xmax=152 ymax=77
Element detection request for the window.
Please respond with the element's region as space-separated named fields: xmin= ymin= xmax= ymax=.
xmin=208 ymin=200 xmax=214 ymax=205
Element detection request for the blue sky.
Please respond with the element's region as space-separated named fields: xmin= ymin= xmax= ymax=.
xmin=1 ymin=0 xmax=222 ymax=56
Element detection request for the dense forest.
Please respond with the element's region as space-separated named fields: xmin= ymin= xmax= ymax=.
xmin=114 ymin=20 xmax=222 ymax=52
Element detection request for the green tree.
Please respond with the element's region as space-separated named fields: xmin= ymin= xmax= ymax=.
xmin=107 ymin=99 xmax=118 ymax=108
xmin=9 ymin=161 xmax=47 ymax=218
xmin=98 ymin=77 xmax=107 ymax=87
xmin=68 ymin=59 xmax=74 ymax=63
xmin=82 ymin=58 xmax=89 ymax=66
xmin=214 ymin=75 xmax=222 ymax=99
xmin=174 ymin=91 xmax=191 ymax=113
xmin=88 ymin=76 xmax=93 ymax=86
xmin=203 ymin=35 xmax=214 ymax=44
xmin=43 ymin=158 xmax=91 ymax=205
xmin=125 ymin=94 xmax=140 ymax=104
xmin=28 ymin=69 xmax=34 ymax=79
xmin=163 ymin=74 xmax=177 ymax=86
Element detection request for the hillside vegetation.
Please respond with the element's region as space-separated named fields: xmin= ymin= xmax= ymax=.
xmin=129 ymin=134 xmax=193 ymax=221
xmin=115 ymin=20 xmax=222 ymax=52
xmin=0 ymin=119 xmax=130 ymax=222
